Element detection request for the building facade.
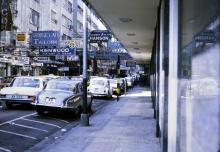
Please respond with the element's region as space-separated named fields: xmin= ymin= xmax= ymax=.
xmin=0 ymin=0 xmax=106 ymax=77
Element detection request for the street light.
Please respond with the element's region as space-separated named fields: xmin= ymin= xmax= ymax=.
xmin=80 ymin=3 xmax=89 ymax=126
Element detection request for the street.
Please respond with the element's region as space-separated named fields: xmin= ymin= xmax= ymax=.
xmin=0 ymin=97 xmax=115 ymax=152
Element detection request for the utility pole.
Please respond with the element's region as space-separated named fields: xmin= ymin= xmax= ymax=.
xmin=80 ymin=3 xmax=89 ymax=126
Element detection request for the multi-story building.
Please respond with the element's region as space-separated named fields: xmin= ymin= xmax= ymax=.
xmin=0 ymin=0 xmax=76 ymax=76
xmin=0 ymin=0 xmax=107 ymax=77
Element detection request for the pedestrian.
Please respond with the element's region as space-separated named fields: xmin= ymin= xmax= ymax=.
xmin=116 ymin=79 xmax=121 ymax=102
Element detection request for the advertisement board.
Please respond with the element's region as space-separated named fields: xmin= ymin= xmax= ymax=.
xmin=38 ymin=47 xmax=76 ymax=56
xmin=89 ymin=30 xmax=112 ymax=43
xmin=31 ymin=31 xmax=60 ymax=48
xmin=126 ymin=61 xmax=136 ymax=67
xmin=88 ymin=51 xmax=132 ymax=60
xmin=108 ymin=41 xmax=123 ymax=49
xmin=12 ymin=56 xmax=29 ymax=65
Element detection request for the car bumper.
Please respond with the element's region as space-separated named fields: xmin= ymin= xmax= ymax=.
xmin=91 ymin=93 xmax=108 ymax=97
xmin=0 ymin=98 xmax=34 ymax=104
xmin=36 ymin=104 xmax=77 ymax=112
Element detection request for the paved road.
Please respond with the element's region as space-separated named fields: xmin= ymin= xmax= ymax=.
xmin=0 ymin=97 xmax=115 ymax=152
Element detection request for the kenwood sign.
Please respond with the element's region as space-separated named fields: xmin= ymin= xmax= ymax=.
xmin=38 ymin=47 xmax=76 ymax=56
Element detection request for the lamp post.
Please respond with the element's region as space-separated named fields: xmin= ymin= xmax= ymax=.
xmin=80 ymin=3 xmax=89 ymax=126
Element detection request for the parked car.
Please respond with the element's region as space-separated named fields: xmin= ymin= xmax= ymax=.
xmin=0 ymin=76 xmax=47 ymax=108
xmin=0 ymin=76 xmax=15 ymax=89
xmin=125 ymin=76 xmax=134 ymax=88
xmin=88 ymin=77 xmax=113 ymax=99
xmin=35 ymin=79 xmax=92 ymax=115
xmin=71 ymin=76 xmax=83 ymax=82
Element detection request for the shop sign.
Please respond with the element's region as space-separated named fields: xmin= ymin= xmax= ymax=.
xmin=33 ymin=57 xmax=50 ymax=62
xmin=13 ymin=56 xmax=29 ymax=65
xmin=16 ymin=33 xmax=27 ymax=48
xmin=67 ymin=55 xmax=79 ymax=61
xmin=88 ymin=51 xmax=132 ymax=60
xmin=88 ymin=50 xmax=95 ymax=58
xmin=31 ymin=31 xmax=60 ymax=48
xmin=194 ymin=30 xmax=217 ymax=43
xmin=61 ymin=39 xmax=83 ymax=49
xmin=22 ymin=65 xmax=32 ymax=71
xmin=38 ymin=47 xmax=76 ymax=56
xmin=126 ymin=61 xmax=136 ymax=67
xmin=31 ymin=62 xmax=43 ymax=67
xmin=55 ymin=55 xmax=65 ymax=61
xmin=0 ymin=54 xmax=11 ymax=63
xmin=89 ymin=30 xmax=112 ymax=43
xmin=108 ymin=41 xmax=123 ymax=49
xmin=0 ymin=0 xmax=13 ymax=31
xmin=16 ymin=33 xmax=26 ymax=41
xmin=58 ymin=67 xmax=69 ymax=72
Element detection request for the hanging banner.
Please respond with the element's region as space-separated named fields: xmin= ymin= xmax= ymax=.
xmin=89 ymin=30 xmax=112 ymax=43
xmin=38 ymin=47 xmax=76 ymax=56
xmin=0 ymin=0 xmax=13 ymax=31
xmin=126 ymin=61 xmax=136 ymax=67
xmin=16 ymin=32 xmax=27 ymax=48
xmin=194 ymin=30 xmax=217 ymax=43
xmin=88 ymin=51 xmax=132 ymax=60
xmin=31 ymin=31 xmax=60 ymax=48
xmin=108 ymin=41 xmax=123 ymax=49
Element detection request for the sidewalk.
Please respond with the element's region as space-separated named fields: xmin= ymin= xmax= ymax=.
xmin=31 ymin=86 xmax=161 ymax=152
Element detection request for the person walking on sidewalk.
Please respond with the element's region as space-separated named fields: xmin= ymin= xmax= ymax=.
xmin=116 ymin=79 xmax=121 ymax=102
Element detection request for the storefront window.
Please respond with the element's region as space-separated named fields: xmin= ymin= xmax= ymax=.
xmin=179 ymin=0 xmax=220 ymax=151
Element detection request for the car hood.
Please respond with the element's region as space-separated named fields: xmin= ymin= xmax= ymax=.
xmin=37 ymin=89 xmax=73 ymax=107
xmin=0 ymin=87 xmax=42 ymax=96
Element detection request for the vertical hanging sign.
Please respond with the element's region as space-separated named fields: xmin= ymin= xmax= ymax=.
xmin=0 ymin=0 xmax=13 ymax=31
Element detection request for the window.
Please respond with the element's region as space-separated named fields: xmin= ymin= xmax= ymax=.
xmin=77 ymin=21 xmax=83 ymax=31
xmin=77 ymin=5 xmax=83 ymax=15
xmin=62 ymin=15 xmax=72 ymax=29
xmin=12 ymin=78 xmax=40 ymax=88
xmin=67 ymin=1 xmax=72 ymax=13
xmin=63 ymin=0 xmax=72 ymax=13
xmin=51 ymin=10 xmax=57 ymax=24
xmin=62 ymin=34 xmax=68 ymax=40
xmin=30 ymin=9 xmax=40 ymax=27
xmin=34 ymin=0 xmax=40 ymax=3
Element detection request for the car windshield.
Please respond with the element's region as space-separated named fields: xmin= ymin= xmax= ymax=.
xmin=12 ymin=78 xmax=40 ymax=88
xmin=90 ymin=79 xmax=105 ymax=86
xmin=46 ymin=80 xmax=76 ymax=91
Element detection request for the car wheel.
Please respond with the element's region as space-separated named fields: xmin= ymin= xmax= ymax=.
xmin=6 ymin=102 xmax=13 ymax=109
xmin=37 ymin=109 xmax=44 ymax=115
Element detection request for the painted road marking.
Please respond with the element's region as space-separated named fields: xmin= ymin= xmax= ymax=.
xmin=0 ymin=147 xmax=12 ymax=152
xmin=0 ymin=129 xmax=37 ymax=140
xmin=37 ymin=116 xmax=70 ymax=124
xmin=0 ymin=113 xmax=37 ymax=127
xmin=9 ymin=122 xmax=49 ymax=133
xmin=22 ymin=118 xmax=61 ymax=128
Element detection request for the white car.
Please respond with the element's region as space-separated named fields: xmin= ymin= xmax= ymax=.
xmin=88 ymin=77 xmax=113 ymax=99
xmin=0 ymin=76 xmax=47 ymax=108
xmin=125 ymin=77 xmax=134 ymax=88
